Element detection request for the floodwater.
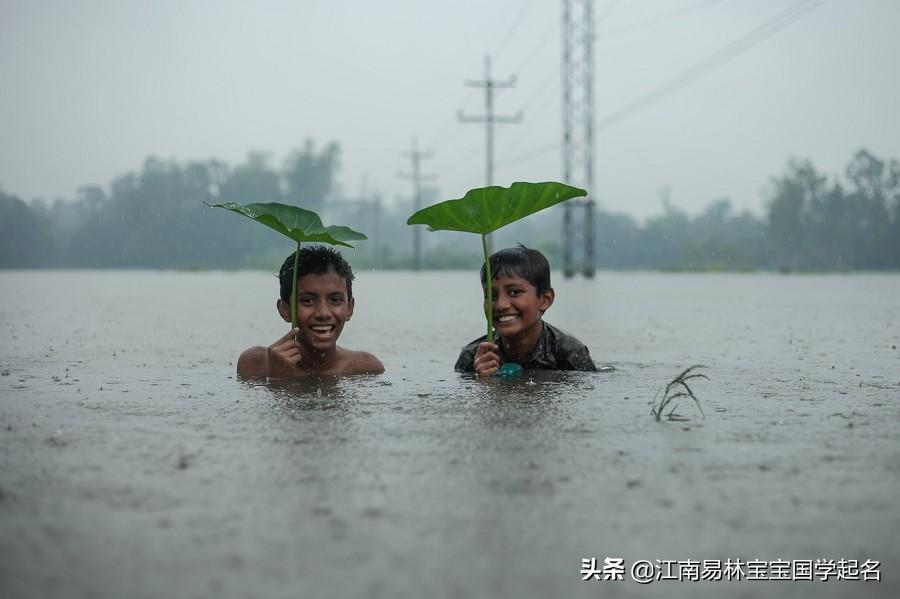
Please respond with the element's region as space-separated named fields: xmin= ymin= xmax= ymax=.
xmin=1 ymin=270 xmax=898 ymax=599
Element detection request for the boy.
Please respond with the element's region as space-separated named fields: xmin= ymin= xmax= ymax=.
xmin=455 ymin=246 xmax=596 ymax=376
xmin=237 ymin=246 xmax=384 ymax=378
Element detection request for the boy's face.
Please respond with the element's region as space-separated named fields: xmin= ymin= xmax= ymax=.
xmin=277 ymin=272 xmax=354 ymax=352
xmin=485 ymin=274 xmax=554 ymax=340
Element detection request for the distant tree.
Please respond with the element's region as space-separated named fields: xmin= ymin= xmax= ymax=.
xmin=595 ymin=211 xmax=642 ymax=268
xmin=220 ymin=152 xmax=281 ymax=204
xmin=59 ymin=185 xmax=109 ymax=266
xmin=3 ymin=145 xmax=896 ymax=271
xmin=889 ymin=160 xmax=900 ymax=268
xmin=765 ymin=150 xmax=900 ymax=270
xmin=766 ymin=159 xmax=828 ymax=270
xmin=641 ymin=203 xmax=692 ymax=268
xmin=282 ymin=140 xmax=341 ymax=214
xmin=843 ymin=149 xmax=898 ymax=268
xmin=687 ymin=199 xmax=768 ymax=270
xmin=0 ymin=190 xmax=47 ymax=267
xmin=213 ymin=152 xmax=287 ymax=265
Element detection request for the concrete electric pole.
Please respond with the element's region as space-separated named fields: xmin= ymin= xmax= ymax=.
xmin=398 ymin=138 xmax=436 ymax=271
xmin=458 ymin=54 xmax=522 ymax=254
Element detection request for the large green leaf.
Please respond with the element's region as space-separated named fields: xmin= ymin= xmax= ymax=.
xmin=406 ymin=181 xmax=587 ymax=234
xmin=206 ymin=201 xmax=367 ymax=247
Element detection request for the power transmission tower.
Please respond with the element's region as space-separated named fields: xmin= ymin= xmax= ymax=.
xmin=561 ymin=0 xmax=596 ymax=278
xmin=398 ymin=138 xmax=436 ymax=271
xmin=458 ymin=54 xmax=522 ymax=254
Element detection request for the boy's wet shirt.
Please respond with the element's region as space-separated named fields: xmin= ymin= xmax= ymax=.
xmin=456 ymin=273 xmax=596 ymax=374
xmin=456 ymin=247 xmax=597 ymax=375
xmin=456 ymin=320 xmax=597 ymax=373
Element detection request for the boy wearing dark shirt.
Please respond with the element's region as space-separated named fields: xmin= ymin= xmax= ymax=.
xmin=455 ymin=246 xmax=596 ymax=375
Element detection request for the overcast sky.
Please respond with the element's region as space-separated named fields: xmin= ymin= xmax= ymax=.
xmin=2 ymin=0 xmax=899 ymax=220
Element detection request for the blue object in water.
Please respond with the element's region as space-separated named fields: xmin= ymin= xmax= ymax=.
xmin=498 ymin=363 xmax=524 ymax=378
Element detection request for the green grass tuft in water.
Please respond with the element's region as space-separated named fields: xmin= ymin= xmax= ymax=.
xmin=651 ymin=365 xmax=708 ymax=422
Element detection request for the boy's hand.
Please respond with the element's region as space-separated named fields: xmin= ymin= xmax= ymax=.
xmin=266 ymin=328 xmax=304 ymax=377
xmin=473 ymin=342 xmax=500 ymax=377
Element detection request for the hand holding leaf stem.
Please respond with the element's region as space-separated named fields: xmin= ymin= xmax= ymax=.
xmin=266 ymin=328 xmax=305 ymax=378
xmin=474 ymin=342 xmax=501 ymax=377
xmin=406 ymin=182 xmax=587 ymax=349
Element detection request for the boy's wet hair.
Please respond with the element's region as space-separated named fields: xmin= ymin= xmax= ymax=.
xmin=279 ymin=245 xmax=355 ymax=302
xmin=480 ymin=245 xmax=551 ymax=294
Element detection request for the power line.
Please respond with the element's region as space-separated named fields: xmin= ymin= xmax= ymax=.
xmin=426 ymin=0 xmax=536 ymax=149
xmin=511 ymin=66 xmax=558 ymax=118
xmin=495 ymin=74 xmax=559 ymax=162
xmin=596 ymin=0 xmax=727 ymax=40
xmin=426 ymin=89 xmax=478 ymax=150
xmin=494 ymin=0 xmax=536 ymax=64
xmin=496 ymin=0 xmax=828 ymax=168
xmin=595 ymin=0 xmax=828 ymax=131
xmin=509 ymin=19 xmax=557 ymax=79
xmin=596 ymin=0 xmax=620 ymax=24
xmin=496 ymin=140 xmax=560 ymax=168
xmin=508 ymin=0 xmax=618 ymax=78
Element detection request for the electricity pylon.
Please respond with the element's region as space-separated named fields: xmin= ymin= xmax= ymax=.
xmin=562 ymin=0 xmax=596 ymax=278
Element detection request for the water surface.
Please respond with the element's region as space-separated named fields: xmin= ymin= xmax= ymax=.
xmin=1 ymin=271 xmax=899 ymax=598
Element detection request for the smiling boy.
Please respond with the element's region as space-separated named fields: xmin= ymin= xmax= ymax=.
xmin=236 ymin=246 xmax=384 ymax=378
xmin=454 ymin=246 xmax=596 ymax=375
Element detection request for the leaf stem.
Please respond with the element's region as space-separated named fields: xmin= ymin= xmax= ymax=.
xmin=482 ymin=233 xmax=493 ymax=343
xmin=291 ymin=242 xmax=300 ymax=332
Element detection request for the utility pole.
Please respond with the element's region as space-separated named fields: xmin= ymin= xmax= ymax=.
xmin=398 ymin=138 xmax=436 ymax=271
xmin=359 ymin=175 xmax=382 ymax=266
xmin=561 ymin=0 xmax=596 ymax=278
xmin=458 ymin=54 xmax=522 ymax=253
xmin=370 ymin=194 xmax=382 ymax=265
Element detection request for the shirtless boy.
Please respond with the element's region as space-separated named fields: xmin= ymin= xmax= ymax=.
xmin=237 ymin=246 xmax=383 ymax=377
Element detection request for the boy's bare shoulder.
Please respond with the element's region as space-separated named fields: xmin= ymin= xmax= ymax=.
xmin=342 ymin=348 xmax=384 ymax=375
xmin=237 ymin=346 xmax=268 ymax=377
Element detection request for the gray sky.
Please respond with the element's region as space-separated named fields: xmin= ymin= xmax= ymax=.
xmin=2 ymin=0 xmax=899 ymax=220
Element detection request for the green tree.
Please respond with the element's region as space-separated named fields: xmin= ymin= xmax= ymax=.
xmin=0 ymin=190 xmax=47 ymax=267
xmin=766 ymin=159 xmax=828 ymax=270
xmin=843 ymin=149 xmax=898 ymax=268
xmin=282 ymin=140 xmax=341 ymax=214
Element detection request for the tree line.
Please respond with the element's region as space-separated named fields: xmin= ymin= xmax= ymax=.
xmin=1 ymin=146 xmax=898 ymax=271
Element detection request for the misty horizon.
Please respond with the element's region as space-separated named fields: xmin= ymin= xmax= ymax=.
xmin=3 ymin=0 xmax=899 ymax=221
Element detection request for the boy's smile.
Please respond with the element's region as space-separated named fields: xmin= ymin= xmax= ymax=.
xmin=277 ymin=272 xmax=354 ymax=354
xmin=486 ymin=274 xmax=554 ymax=344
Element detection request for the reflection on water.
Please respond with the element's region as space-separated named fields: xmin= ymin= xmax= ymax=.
xmin=262 ymin=375 xmax=354 ymax=410
xmin=1 ymin=271 xmax=899 ymax=599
